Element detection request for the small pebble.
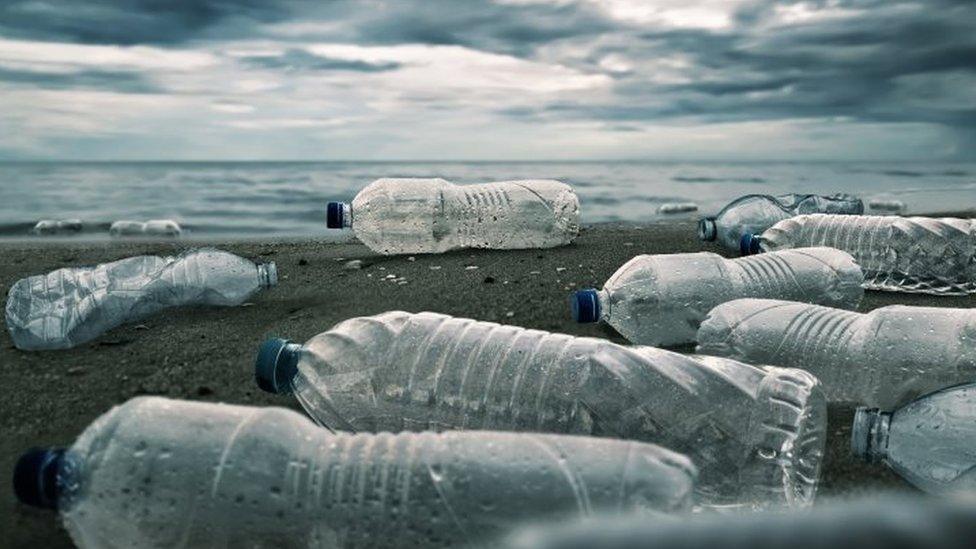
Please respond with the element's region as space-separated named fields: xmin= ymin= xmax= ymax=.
xmin=465 ymin=265 xmax=479 ymax=270
xmin=241 ymin=302 xmax=255 ymax=307
xmin=407 ymin=256 xmax=416 ymax=262
xmin=555 ymin=267 xmax=567 ymax=272
xmin=298 ymin=258 xmax=309 ymax=266
xmin=505 ymin=311 xmax=515 ymax=317
xmin=483 ymin=276 xmax=496 ymax=284
xmin=623 ymin=242 xmax=634 ymax=247
xmin=529 ymin=270 xmax=541 ymax=275
xmin=134 ymin=324 xmax=149 ymax=331
xmin=384 ymin=274 xmax=396 ymax=279
xmin=429 ymin=265 xmax=442 ymax=270
xmin=66 ymin=366 xmax=86 ymax=376
xmin=343 ymin=259 xmax=363 ymax=270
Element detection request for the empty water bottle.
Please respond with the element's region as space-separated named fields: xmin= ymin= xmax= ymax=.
xmin=743 ymin=214 xmax=976 ymax=295
xmin=852 ymin=383 xmax=976 ymax=495
xmin=109 ymin=219 xmax=182 ymax=237
xmin=572 ymin=248 xmax=863 ymax=347
xmin=6 ymin=248 xmax=276 ymax=350
xmin=326 ymin=178 xmax=580 ymax=255
xmin=32 ymin=219 xmax=83 ymax=235
xmin=503 ymin=497 xmax=976 ymax=549
xmin=256 ymin=311 xmax=827 ymax=508
xmin=697 ymin=299 xmax=976 ymax=409
xmin=698 ymin=194 xmax=863 ymax=254
xmin=13 ymin=397 xmax=697 ymax=548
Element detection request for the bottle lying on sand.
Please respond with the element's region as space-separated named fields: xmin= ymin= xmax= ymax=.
xmin=13 ymin=397 xmax=696 ymax=549
xmin=852 ymin=383 xmax=976 ymax=495
xmin=326 ymin=178 xmax=580 ymax=255
xmin=109 ymin=219 xmax=182 ymax=237
xmin=571 ymin=248 xmax=863 ymax=347
xmin=741 ymin=214 xmax=976 ymax=295
xmin=696 ymin=299 xmax=976 ymax=409
xmin=5 ymin=249 xmax=276 ymax=350
xmin=699 ymin=194 xmax=863 ymax=254
xmin=256 ymin=311 xmax=827 ymax=509
xmin=503 ymin=497 xmax=976 ymax=549
xmin=32 ymin=219 xmax=83 ymax=235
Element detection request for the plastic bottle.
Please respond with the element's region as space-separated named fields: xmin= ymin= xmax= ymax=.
xmin=852 ymin=383 xmax=976 ymax=495
xmin=698 ymin=194 xmax=863 ymax=254
xmin=742 ymin=214 xmax=976 ymax=295
xmin=32 ymin=219 xmax=83 ymax=235
xmin=503 ymin=497 xmax=976 ymax=549
xmin=326 ymin=178 xmax=580 ymax=255
xmin=696 ymin=299 xmax=976 ymax=409
xmin=109 ymin=219 xmax=182 ymax=237
xmin=5 ymin=248 xmax=276 ymax=350
xmin=571 ymin=248 xmax=863 ymax=347
xmin=256 ymin=311 xmax=827 ymax=509
xmin=12 ymin=397 xmax=697 ymax=549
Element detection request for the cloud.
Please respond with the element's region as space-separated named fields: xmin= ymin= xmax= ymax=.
xmin=0 ymin=0 xmax=973 ymax=160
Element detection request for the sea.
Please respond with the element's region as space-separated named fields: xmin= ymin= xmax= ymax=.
xmin=1 ymin=161 xmax=974 ymax=240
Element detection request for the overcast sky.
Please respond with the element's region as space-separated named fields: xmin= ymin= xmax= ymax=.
xmin=1 ymin=0 xmax=974 ymax=161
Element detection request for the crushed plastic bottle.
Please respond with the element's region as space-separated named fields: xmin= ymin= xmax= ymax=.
xmin=13 ymin=397 xmax=697 ymax=549
xmin=256 ymin=311 xmax=827 ymax=509
xmin=109 ymin=219 xmax=182 ymax=238
xmin=743 ymin=214 xmax=976 ymax=295
xmin=697 ymin=299 xmax=976 ymax=409
xmin=503 ymin=496 xmax=976 ymax=549
xmin=5 ymin=248 xmax=276 ymax=350
xmin=698 ymin=194 xmax=863 ymax=254
xmin=326 ymin=178 xmax=580 ymax=255
xmin=32 ymin=219 xmax=83 ymax=235
xmin=852 ymin=383 xmax=976 ymax=495
xmin=572 ymin=248 xmax=863 ymax=347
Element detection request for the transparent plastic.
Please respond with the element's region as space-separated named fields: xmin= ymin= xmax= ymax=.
xmin=109 ymin=219 xmax=182 ymax=237
xmin=697 ymin=299 xmax=976 ymax=409
xmin=579 ymin=248 xmax=863 ymax=346
xmin=265 ymin=311 xmax=827 ymax=508
xmin=31 ymin=397 xmax=697 ymax=548
xmin=698 ymin=194 xmax=863 ymax=253
xmin=5 ymin=248 xmax=276 ymax=350
xmin=756 ymin=214 xmax=976 ymax=295
xmin=852 ymin=383 xmax=976 ymax=495
xmin=337 ymin=178 xmax=580 ymax=255
xmin=33 ymin=219 xmax=83 ymax=235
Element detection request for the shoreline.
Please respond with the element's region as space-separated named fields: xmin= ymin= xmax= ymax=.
xmin=3 ymin=220 xmax=974 ymax=546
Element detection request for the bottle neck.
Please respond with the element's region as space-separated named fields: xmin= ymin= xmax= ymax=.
xmin=256 ymin=262 xmax=278 ymax=288
xmin=851 ymin=407 xmax=891 ymax=463
xmin=698 ymin=217 xmax=717 ymax=242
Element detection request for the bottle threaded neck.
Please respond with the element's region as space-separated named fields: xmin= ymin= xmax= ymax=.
xmin=14 ymin=448 xmax=67 ymax=509
xmin=255 ymin=339 xmax=302 ymax=394
xmin=851 ymin=407 xmax=891 ymax=463
xmin=326 ymin=202 xmax=352 ymax=229
xmin=698 ymin=218 xmax=717 ymax=241
xmin=257 ymin=262 xmax=278 ymax=288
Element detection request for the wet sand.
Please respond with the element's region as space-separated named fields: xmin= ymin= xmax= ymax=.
xmin=2 ymin=220 xmax=973 ymax=547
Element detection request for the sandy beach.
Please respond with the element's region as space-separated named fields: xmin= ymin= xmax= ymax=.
xmin=3 ymin=220 xmax=974 ymax=547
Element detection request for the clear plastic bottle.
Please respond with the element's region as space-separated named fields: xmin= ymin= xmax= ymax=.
xmin=256 ymin=311 xmax=827 ymax=509
xmin=32 ymin=219 xmax=83 ymax=235
xmin=698 ymin=194 xmax=863 ymax=254
xmin=109 ymin=219 xmax=182 ymax=237
xmin=12 ymin=397 xmax=697 ymax=549
xmin=503 ymin=497 xmax=976 ymax=549
xmin=852 ymin=383 xmax=976 ymax=495
xmin=697 ymin=299 xmax=976 ymax=409
xmin=5 ymin=248 xmax=276 ymax=350
xmin=326 ymin=178 xmax=580 ymax=255
xmin=743 ymin=214 xmax=976 ymax=295
xmin=571 ymin=248 xmax=863 ymax=347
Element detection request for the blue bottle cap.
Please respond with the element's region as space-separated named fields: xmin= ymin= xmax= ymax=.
xmin=13 ymin=448 xmax=65 ymax=509
xmin=326 ymin=202 xmax=345 ymax=229
xmin=255 ymin=338 xmax=300 ymax=394
xmin=739 ymin=233 xmax=762 ymax=255
xmin=572 ymin=289 xmax=601 ymax=323
xmin=698 ymin=217 xmax=717 ymax=241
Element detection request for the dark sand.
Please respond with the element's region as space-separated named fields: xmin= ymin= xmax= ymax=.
xmin=2 ymin=221 xmax=973 ymax=547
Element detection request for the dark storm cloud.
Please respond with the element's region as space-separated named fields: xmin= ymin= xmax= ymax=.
xmin=241 ymin=49 xmax=400 ymax=73
xmin=0 ymin=67 xmax=162 ymax=93
xmin=0 ymin=0 xmax=287 ymax=44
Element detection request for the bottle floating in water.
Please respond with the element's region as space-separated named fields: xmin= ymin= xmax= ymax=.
xmin=698 ymin=194 xmax=863 ymax=254
xmin=697 ymin=299 xmax=976 ymax=409
xmin=852 ymin=383 xmax=976 ymax=495
xmin=572 ymin=248 xmax=863 ymax=347
xmin=5 ymin=248 xmax=276 ymax=350
xmin=503 ymin=497 xmax=976 ymax=549
xmin=13 ymin=397 xmax=697 ymax=549
xmin=743 ymin=214 xmax=976 ymax=295
xmin=326 ymin=178 xmax=580 ymax=255
xmin=32 ymin=219 xmax=83 ymax=235
xmin=256 ymin=311 xmax=827 ymax=508
xmin=109 ymin=219 xmax=182 ymax=238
